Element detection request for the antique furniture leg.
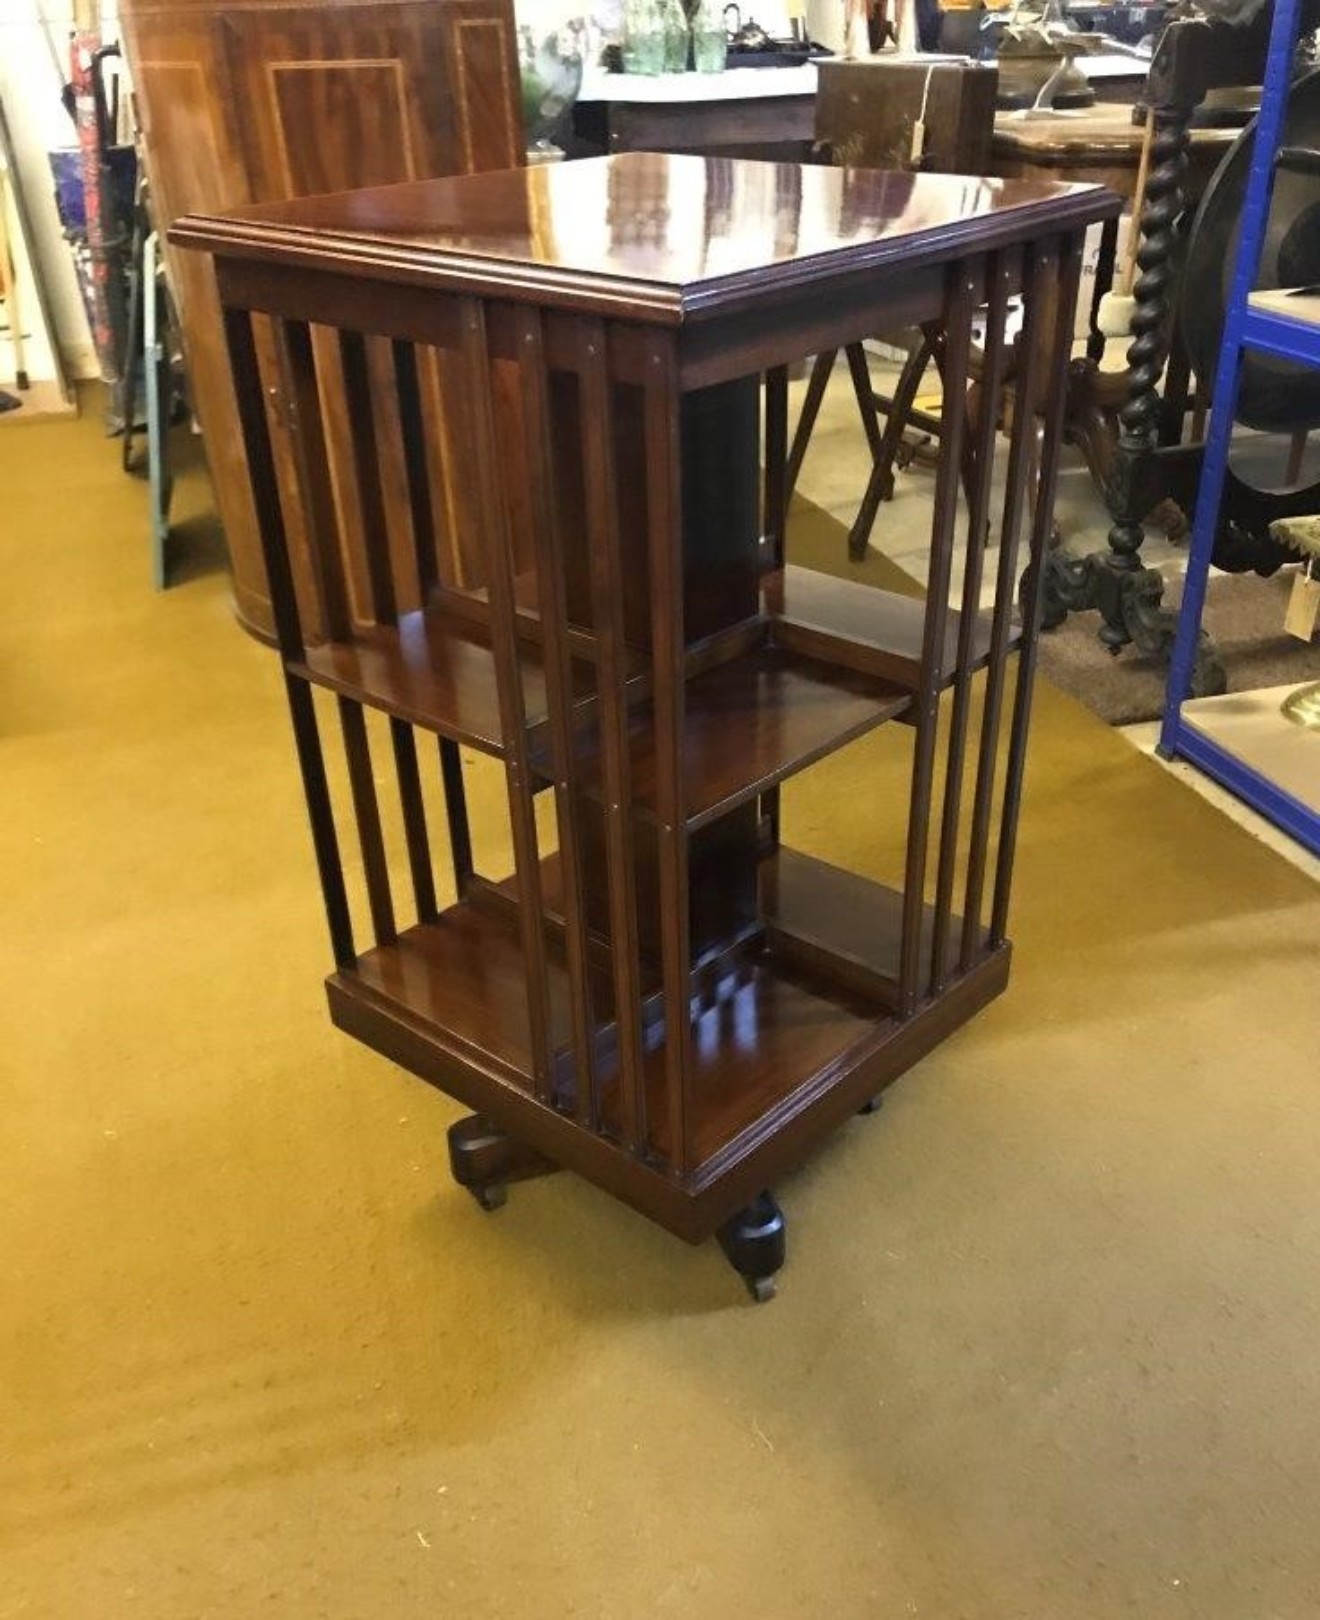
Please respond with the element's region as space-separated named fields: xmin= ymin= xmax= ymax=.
xmin=844 ymin=340 xmax=886 ymax=467
xmin=1286 ymin=427 xmax=1309 ymax=485
xmin=788 ymin=336 xmax=936 ymax=556
xmin=1087 ymin=214 xmax=1119 ymax=365
xmin=1038 ymin=94 xmax=1222 ymax=691
xmin=717 ymin=1192 xmax=786 ymax=1303
xmin=447 ymin=1115 xmax=559 ymax=1211
xmin=785 ymin=347 xmax=837 ymax=502
xmin=847 ymin=328 xmax=937 ymax=558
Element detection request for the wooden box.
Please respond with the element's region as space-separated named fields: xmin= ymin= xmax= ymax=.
xmin=816 ymin=57 xmax=1000 ymax=173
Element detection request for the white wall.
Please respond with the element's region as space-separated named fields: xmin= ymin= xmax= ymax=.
xmin=0 ymin=0 xmax=122 ymax=377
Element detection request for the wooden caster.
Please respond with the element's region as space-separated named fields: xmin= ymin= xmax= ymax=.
xmin=717 ymin=1190 xmax=786 ymax=1303
xmin=447 ymin=1115 xmax=557 ymax=1212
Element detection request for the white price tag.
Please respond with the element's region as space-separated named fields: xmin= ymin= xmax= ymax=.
xmin=1284 ymin=569 xmax=1320 ymax=642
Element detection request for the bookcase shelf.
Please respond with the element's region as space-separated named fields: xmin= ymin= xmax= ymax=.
xmin=773 ymin=565 xmax=1020 ymax=690
xmin=538 ymin=643 xmax=911 ymax=832
xmin=293 ymin=600 xmax=552 ymax=755
xmin=187 ymin=152 xmax=1114 ymax=1297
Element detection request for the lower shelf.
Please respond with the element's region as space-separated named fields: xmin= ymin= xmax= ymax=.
xmin=625 ymin=959 xmax=888 ymax=1169
xmin=336 ymin=894 xmax=882 ymax=1170
xmin=331 ymin=846 xmax=988 ymax=1178
xmin=329 ymin=895 xmax=1011 ymax=1238
xmin=345 ymin=901 xmax=577 ymax=1079
xmin=761 ymin=847 xmax=982 ymax=1010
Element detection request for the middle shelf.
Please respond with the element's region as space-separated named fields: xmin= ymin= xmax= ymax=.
xmin=290 ymin=563 xmax=1014 ymax=832
xmin=529 ymin=645 xmax=911 ymax=831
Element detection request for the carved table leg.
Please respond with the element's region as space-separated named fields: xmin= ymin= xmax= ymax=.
xmin=1099 ymin=101 xmax=1188 ymax=647
xmin=1037 ymin=98 xmax=1226 ymax=695
xmin=447 ymin=1114 xmax=559 ymax=1212
xmin=717 ymin=1190 xmax=786 ymax=1303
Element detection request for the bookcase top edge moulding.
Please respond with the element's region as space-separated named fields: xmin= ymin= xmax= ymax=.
xmin=174 ymin=152 xmax=1118 ymax=1301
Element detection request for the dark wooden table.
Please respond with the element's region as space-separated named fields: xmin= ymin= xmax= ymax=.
xmin=991 ymin=102 xmax=1235 ymax=197
xmin=174 ymin=154 xmax=1116 ymax=1300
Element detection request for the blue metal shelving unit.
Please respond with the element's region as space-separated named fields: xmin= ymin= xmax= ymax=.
xmin=1159 ymin=0 xmax=1320 ymax=857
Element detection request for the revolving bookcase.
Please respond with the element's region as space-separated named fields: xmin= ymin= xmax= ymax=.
xmin=174 ymin=154 xmax=1116 ymax=1299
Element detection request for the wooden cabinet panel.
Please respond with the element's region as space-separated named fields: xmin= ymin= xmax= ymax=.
xmin=443 ymin=5 xmax=522 ymax=174
xmin=124 ymin=15 xmax=275 ymax=632
xmin=225 ymin=8 xmax=436 ymax=199
xmin=119 ymin=0 xmax=524 ymax=640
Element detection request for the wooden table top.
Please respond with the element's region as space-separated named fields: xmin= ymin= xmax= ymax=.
xmin=173 ymin=152 xmax=1118 ymax=324
xmin=993 ymin=102 xmax=1239 ymax=164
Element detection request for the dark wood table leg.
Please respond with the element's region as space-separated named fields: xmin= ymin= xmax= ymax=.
xmin=1037 ymin=95 xmax=1225 ymax=694
xmin=847 ymin=329 xmax=936 ymax=559
xmin=785 ymin=347 xmax=836 ymax=503
xmin=1088 ymin=214 xmax=1119 ymax=365
xmin=845 ymin=341 xmax=885 ymax=464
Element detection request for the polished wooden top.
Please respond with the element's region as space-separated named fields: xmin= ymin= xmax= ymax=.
xmin=992 ymin=103 xmax=1237 ymax=162
xmin=173 ymin=152 xmax=1118 ymax=323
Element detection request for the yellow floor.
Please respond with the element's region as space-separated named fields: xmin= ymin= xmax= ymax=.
xmin=3 ymin=397 xmax=1319 ymax=1619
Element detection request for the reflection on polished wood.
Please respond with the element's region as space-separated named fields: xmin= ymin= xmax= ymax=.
xmin=181 ymin=154 xmax=1112 ymax=321
xmin=181 ymin=155 xmax=1117 ymax=1296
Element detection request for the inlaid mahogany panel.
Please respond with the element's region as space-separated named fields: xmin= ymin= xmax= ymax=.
xmin=119 ymin=0 xmax=524 ymax=640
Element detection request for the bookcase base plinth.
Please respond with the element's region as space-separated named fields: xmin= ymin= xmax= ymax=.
xmin=326 ymin=944 xmax=1010 ymax=1247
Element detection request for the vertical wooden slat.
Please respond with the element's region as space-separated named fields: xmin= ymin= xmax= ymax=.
xmin=960 ymin=246 xmax=1050 ymax=970
xmin=419 ymin=350 xmax=466 ymax=590
xmin=576 ymin=318 xmax=648 ymax=1156
xmin=761 ymin=363 xmax=789 ymax=848
xmin=458 ymin=298 xmax=555 ymax=1100
xmin=643 ymin=336 xmax=692 ymax=1176
xmin=511 ymin=304 xmax=600 ymax=1128
xmin=391 ymin=339 xmax=440 ymax=603
xmin=763 ymin=363 xmax=789 ymax=588
xmin=390 ymin=717 xmax=437 ymax=923
xmin=337 ymin=328 xmax=398 ymax=625
xmin=223 ymin=303 xmax=354 ymax=969
xmin=929 ymin=252 xmax=1011 ymax=994
xmin=438 ymin=737 xmax=474 ymax=898
xmin=338 ymin=697 xmax=396 ymax=945
xmin=991 ymin=235 xmax=1085 ymax=945
xmin=365 ymin=335 xmax=424 ymax=613
xmin=897 ymin=263 xmax=977 ymax=1019
xmin=275 ymin=319 xmax=353 ymax=642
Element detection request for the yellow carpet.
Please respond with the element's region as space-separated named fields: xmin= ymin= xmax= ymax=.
xmin=3 ymin=396 xmax=1319 ymax=1619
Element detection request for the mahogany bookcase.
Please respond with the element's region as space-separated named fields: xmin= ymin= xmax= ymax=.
xmin=174 ymin=155 xmax=1116 ymax=1300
